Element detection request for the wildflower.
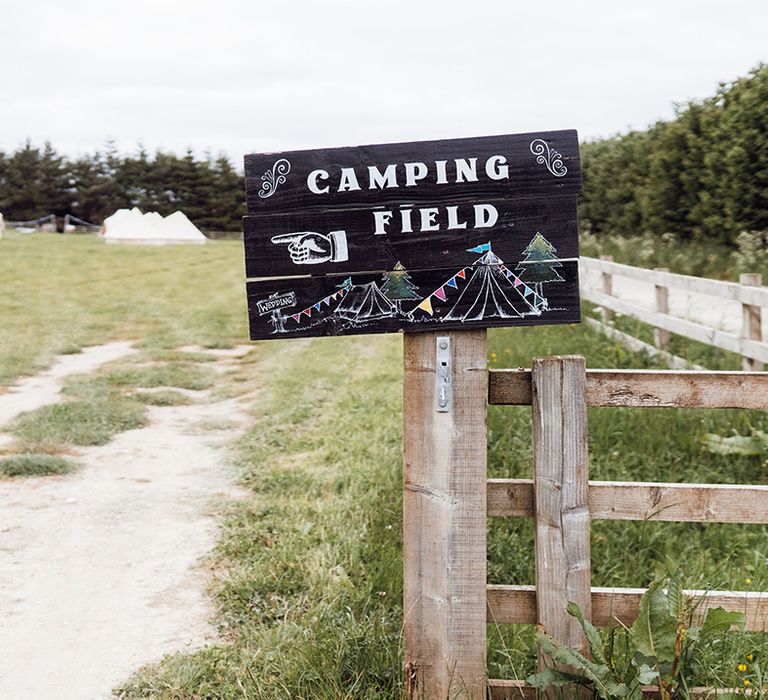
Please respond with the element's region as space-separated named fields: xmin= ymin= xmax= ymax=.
xmin=745 ymin=578 xmax=753 ymax=585
xmin=744 ymin=679 xmax=751 ymax=686
xmin=490 ymin=352 xmax=497 ymax=361
xmin=738 ymin=663 xmax=748 ymax=672
xmin=748 ymin=654 xmax=754 ymax=661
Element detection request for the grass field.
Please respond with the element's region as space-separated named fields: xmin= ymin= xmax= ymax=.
xmin=0 ymin=230 xmax=247 ymax=385
xmin=2 ymin=231 xmax=768 ymax=696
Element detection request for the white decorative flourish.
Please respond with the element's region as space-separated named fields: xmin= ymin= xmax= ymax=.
xmin=258 ymin=158 xmax=291 ymax=198
xmin=530 ymin=139 xmax=568 ymax=177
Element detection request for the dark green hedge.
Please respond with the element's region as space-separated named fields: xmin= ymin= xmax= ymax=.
xmin=581 ymin=64 xmax=768 ymax=243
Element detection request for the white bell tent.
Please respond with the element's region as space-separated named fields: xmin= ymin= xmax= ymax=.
xmin=102 ymin=207 xmax=207 ymax=244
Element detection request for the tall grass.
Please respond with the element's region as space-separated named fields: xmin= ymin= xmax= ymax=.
xmin=580 ymin=230 xmax=768 ymax=280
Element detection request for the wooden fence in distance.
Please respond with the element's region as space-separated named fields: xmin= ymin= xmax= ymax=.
xmin=580 ymin=256 xmax=766 ymax=371
xmin=402 ymin=332 xmax=768 ymax=699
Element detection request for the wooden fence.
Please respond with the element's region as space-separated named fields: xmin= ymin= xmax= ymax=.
xmin=403 ymin=331 xmax=768 ymax=699
xmin=580 ymin=256 xmax=767 ymax=371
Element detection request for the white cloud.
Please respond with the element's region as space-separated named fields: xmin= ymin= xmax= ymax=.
xmin=2 ymin=0 xmax=765 ymax=162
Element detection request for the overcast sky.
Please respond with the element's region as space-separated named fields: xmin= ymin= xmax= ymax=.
xmin=2 ymin=0 xmax=766 ymax=163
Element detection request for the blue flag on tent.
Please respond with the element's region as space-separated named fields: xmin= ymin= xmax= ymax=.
xmin=466 ymin=242 xmax=491 ymax=254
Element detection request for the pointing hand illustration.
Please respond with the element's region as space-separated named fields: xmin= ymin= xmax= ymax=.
xmin=271 ymin=230 xmax=349 ymax=265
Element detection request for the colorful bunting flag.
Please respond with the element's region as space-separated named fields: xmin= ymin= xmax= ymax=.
xmin=313 ymin=302 xmax=322 ymax=311
xmin=513 ymin=278 xmax=522 ymax=287
xmin=457 ymin=269 xmax=466 ymax=279
xmin=523 ymin=286 xmax=533 ymax=297
xmin=291 ymin=314 xmax=301 ymax=323
xmin=467 ymin=242 xmax=491 ymax=253
xmin=417 ymin=297 xmax=434 ymax=316
xmin=434 ymin=287 xmax=447 ymax=302
xmin=303 ymin=308 xmax=312 ymax=317
xmin=447 ymin=277 xmax=458 ymax=289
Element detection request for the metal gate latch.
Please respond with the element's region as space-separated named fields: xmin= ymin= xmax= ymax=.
xmin=435 ymin=336 xmax=451 ymax=412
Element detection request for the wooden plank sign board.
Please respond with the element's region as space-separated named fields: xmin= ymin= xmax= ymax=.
xmin=243 ymin=130 xmax=581 ymax=340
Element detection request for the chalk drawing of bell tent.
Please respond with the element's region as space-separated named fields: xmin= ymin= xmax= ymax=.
xmin=335 ymin=281 xmax=396 ymax=322
xmin=443 ymin=249 xmax=526 ymax=321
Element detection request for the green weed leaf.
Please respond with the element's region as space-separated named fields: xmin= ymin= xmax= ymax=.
xmin=633 ymin=663 xmax=658 ymax=685
xmin=630 ymin=579 xmax=678 ymax=662
xmin=702 ymin=432 xmax=767 ymax=456
xmin=527 ymin=667 xmax=583 ymax=689
xmin=536 ymin=632 xmax=631 ymax=698
xmin=700 ymin=607 xmax=746 ymax=635
xmin=567 ymin=601 xmax=609 ymax=666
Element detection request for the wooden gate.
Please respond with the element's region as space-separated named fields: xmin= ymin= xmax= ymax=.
xmin=403 ymin=330 xmax=768 ymax=699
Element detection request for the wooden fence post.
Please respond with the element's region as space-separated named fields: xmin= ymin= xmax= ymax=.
xmin=654 ymin=267 xmax=671 ymax=352
xmin=740 ymin=273 xmax=763 ymax=371
xmin=403 ymin=330 xmax=488 ymax=699
xmin=600 ymin=255 xmax=613 ymax=323
xmin=532 ymin=356 xmax=591 ymax=672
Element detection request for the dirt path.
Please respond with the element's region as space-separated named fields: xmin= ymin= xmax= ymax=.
xmin=0 ymin=346 xmax=253 ymax=700
xmin=0 ymin=342 xmax=135 ymax=426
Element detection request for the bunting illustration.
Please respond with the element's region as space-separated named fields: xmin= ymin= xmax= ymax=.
xmin=253 ymin=233 xmax=565 ymax=335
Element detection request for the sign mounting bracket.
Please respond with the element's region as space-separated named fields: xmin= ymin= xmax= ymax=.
xmin=435 ymin=336 xmax=451 ymax=413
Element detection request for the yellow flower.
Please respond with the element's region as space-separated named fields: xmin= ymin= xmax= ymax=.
xmin=744 ymin=679 xmax=751 ymax=686
xmin=748 ymin=654 xmax=754 ymax=661
xmin=745 ymin=578 xmax=753 ymax=585
xmin=738 ymin=663 xmax=748 ymax=672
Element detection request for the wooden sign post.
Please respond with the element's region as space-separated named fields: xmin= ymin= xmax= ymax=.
xmin=242 ymin=130 xmax=582 ymax=698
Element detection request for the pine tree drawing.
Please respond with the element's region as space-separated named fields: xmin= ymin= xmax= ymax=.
xmin=515 ymin=232 xmax=564 ymax=299
xmin=381 ymin=262 xmax=420 ymax=315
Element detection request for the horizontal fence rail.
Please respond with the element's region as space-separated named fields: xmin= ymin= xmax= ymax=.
xmin=580 ymin=256 xmax=767 ymax=368
xmin=489 ymin=368 xmax=768 ymax=408
xmin=581 ymin=257 xmax=768 ymax=308
xmin=487 ymin=584 xmax=768 ymax=631
xmin=584 ymin=288 xmax=768 ymax=364
xmin=488 ymin=679 xmax=741 ymax=699
xmin=488 ymin=478 xmax=768 ymax=523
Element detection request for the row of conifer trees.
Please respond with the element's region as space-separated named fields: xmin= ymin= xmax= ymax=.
xmin=0 ymin=142 xmax=244 ymax=231
xmin=580 ymin=63 xmax=768 ymax=243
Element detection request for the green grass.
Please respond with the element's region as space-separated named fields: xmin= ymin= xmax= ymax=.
xmin=141 ymin=349 xmax=219 ymax=363
xmin=65 ymin=362 xmax=217 ymax=395
xmin=11 ymin=396 xmax=147 ymax=451
xmin=6 ymin=361 xmax=214 ymax=451
xmin=0 ymin=453 xmax=80 ymax=477
xmin=7 ymin=356 xmax=220 ymax=449
xmin=133 ymin=389 xmax=194 ymax=406
xmin=0 ymin=230 xmax=247 ymax=386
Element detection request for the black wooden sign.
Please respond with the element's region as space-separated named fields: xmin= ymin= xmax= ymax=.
xmin=243 ymin=130 xmax=581 ymax=341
